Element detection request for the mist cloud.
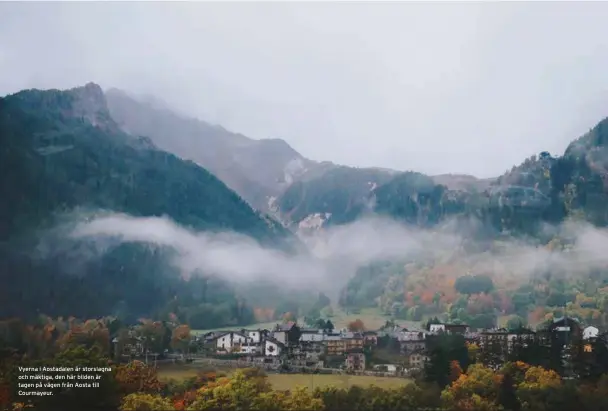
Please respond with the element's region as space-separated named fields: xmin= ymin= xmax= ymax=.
xmin=62 ymin=213 xmax=608 ymax=298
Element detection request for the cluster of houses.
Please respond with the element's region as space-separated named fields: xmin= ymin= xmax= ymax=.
xmin=113 ymin=316 xmax=605 ymax=375
xmin=197 ymin=322 xmax=375 ymax=371
xmin=197 ymin=321 xmax=471 ymax=372
xmin=195 ymin=317 xmax=605 ymax=373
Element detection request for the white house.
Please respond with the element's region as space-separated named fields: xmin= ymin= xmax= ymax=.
xmin=264 ymin=338 xmax=284 ymax=356
xmin=272 ymin=322 xmax=298 ymax=345
xmin=239 ymin=344 xmax=260 ymax=355
xmin=246 ymin=330 xmax=262 ymax=344
xmin=398 ymin=330 xmax=426 ymax=341
xmin=215 ymin=332 xmax=251 ymax=352
xmin=583 ymin=326 xmax=599 ymax=340
xmin=373 ymin=364 xmax=398 ymax=374
xmin=300 ymin=329 xmax=325 ymax=342
xmin=429 ymin=324 xmax=445 ymax=333
xmin=274 ymin=331 xmax=288 ymax=345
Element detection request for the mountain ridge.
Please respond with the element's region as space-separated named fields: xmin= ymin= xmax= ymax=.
xmin=0 ymin=82 xmax=299 ymax=326
xmin=105 ymin=88 xmax=318 ymax=212
xmin=102 ymin=88 xmax=514 ymax=233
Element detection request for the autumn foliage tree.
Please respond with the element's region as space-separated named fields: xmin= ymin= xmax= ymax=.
xmin=347 ymin=319 xmax=365 ymax=332
xmin=253 ymin=307 xmax=276 ymax=323
xmin=119 ymin=393 xmax=174 ymax=411
xmin=449 ymin=360 xmax=463 ymax=383
xmin=136 ymin=319 xmax=169 ymax=355
xmin=115 ymin=360 xmax=163 ymax=395
xmin=171 ymin=325 xmax=192 ymax=353
xmin=441 ymin=363 xmax=502 ymax=411
xmin=515 ymin=366 xmax=562 ymax=411
xmin=282 ymin=312 xmax=295 ymax=323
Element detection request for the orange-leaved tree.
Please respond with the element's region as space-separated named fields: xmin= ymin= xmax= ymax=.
xmin=115 ymin=360 xmax=163 ymax=395
xmin=347 ymin=319 xmax=365 ymax=332
xmin=171 ymin=325 xmax=191 ymax=354
xmin=449 ymin=360 xmax=463 ymax=383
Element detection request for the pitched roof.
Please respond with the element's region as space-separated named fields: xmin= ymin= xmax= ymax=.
xmin=553 ymin=316 xmax=580 ymax=324
xmin=212 ymin=331 xmax=249 ymax=340
xmin=341 ymin=332 xmax=363 ymax=339
xmin=277 ymin=322 xmax=296 ymax=331
xmin=300 ymin=328 xmax=321 ymax=333
xmin=324 ymin=335 xmax=342 ymax=341
xmin=445 ymin=323 xmax=468 ymax=328
xmin=265 ymin=337 xmax=285 ymax=347
xmin=509 ymin=328 xmax=536 ymax=335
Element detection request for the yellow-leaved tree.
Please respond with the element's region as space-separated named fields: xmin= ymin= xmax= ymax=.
xmin=119 ymin=393 xmax=174 ymax=411
xmin=441 ymin=363 xmax=502 ymax=411
xmin=515 ymin=366 xmax=561 ymax=411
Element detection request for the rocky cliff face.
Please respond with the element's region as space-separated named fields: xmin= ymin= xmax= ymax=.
xmin=69 ymin=82 xmax=112 ymax=127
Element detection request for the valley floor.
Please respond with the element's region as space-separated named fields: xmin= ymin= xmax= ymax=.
xmin=157 ymin=363 xmax=411 ymax=390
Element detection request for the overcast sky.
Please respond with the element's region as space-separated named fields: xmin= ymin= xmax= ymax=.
xmin=2 ymin=2 xmax=608 ymax=177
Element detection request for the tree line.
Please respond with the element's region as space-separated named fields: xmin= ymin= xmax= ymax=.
xmin=4 ymin=316 xmax=608 ymax=410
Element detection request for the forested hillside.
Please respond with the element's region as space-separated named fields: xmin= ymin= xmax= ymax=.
xmin=3 ymin=81 xmax=608 ymax=335
xmin=275 ymin=166 xmax=397 ymax=228
xmin=274 ymin=116 xmax=608 ymax=237
xmin=338 ymin=118 xmax=608 ymax=330
xmin=0 ymin=83 xmax=293 ymax=327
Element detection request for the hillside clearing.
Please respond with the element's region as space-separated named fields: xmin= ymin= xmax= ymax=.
xmin=192 ymin=307 xmax=426 ymax=335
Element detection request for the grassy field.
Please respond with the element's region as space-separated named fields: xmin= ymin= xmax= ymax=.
xmin=158 ymin=364 xmax=204 ymax=381
xmin=328 ymin=308 xmax=422 ymax=331
xmin=191 ymin=321 xmax=278 ymax=336
xmin=267 ymin=373 xmax=410 ymax=390
xmin=192 ymin=307 xmax=425 ymax=335
xmin=157 ymin=364 xmax=410 ymax=390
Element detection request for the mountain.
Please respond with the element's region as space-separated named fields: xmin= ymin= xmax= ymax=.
xmin=273 ymin=165 xmax=398 ymax=230
xmin=103 ymin=88 xmax=608 ymax=236
xmin=338 ymin=118 xmax=608 ymax=329
xmin=275 ymin=118 xmax=608 ymax=236
xmin=0 ymin=83 xmax=293 ymax=326
xmin=5 ymin=81 xmax=608 ymax=333
xmin=105 ymin=89 xmax=504 ymax=232
xmin=105 ymin=89 xmax=319 ymax=212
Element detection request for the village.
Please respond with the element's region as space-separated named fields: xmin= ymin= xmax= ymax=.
xmin=115 ymin=316 xmax=606 ymax=378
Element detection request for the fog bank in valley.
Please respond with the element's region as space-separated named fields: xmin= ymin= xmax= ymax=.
xmin=45 ymin=212 xmax=608 ymax=299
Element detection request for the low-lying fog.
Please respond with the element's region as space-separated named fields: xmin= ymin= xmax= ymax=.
xmin=33 ymin=211 xmax=608 ymax=299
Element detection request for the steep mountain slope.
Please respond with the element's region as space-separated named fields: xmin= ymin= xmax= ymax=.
xmin=275 ymin=115 xmax=608 ymax=236
xmin=107 ymin=89 xmax=498 ymax=230
xmin=562 ymin=119 xmax=608 ymax=225
xmin=0 ymin=83 xmax=292 ymax=325
xmin=274 ymin=166 xmax=484 ymax=233
xmin=373 ymin=172 xmax=473 ymax=226
xmin=105 ymin=89 xmax=318 ymax=211
xmin=275 ymin=166 xmax=398 ymax=230
xmin=339 ymin=117 xmax=608 ymax=329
